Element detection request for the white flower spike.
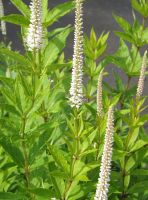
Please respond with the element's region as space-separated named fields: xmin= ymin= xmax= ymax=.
xmin=94 ymin=106 xmax=114 ymax=200
xmin=0 ymin=0 xmax=7 ymax=36
xmin=26 ymin=0 xmax=43 ymax=51
xmin=136 ymin=50 xmax=147 ymax=98
xmin=69 ymin=0 xmax=84 ymax=108
xmin=97 ymin=70 xmax=103 ymax=117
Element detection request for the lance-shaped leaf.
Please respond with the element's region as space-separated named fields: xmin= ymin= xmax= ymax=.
xmin=48 ymin=145 xmax=70 ymax=174
xmin=113 ymin=14 xmax=131 ymax=32
xmin=42 ymin=0 xmax=48 ymax=22
xmin=44 ymin=1 xmax=75 ymax=27
xmin=0 ymin=138 xmax=25 ymax=167
xmin=0 ymin=192 xmax=25 ymax=200
xmin=0 ymin=14 xmax=29 ymax=26
xmin=29 ymin=132 xmax=51 ymax=165
xmin=131 ymin=0 xmax=148 ymax=18
xmin=0 ymin=48 xmax=30 ymax=66
xmin=10 ymin=0 xmax=30 ymax=17
xmin=29 ymin=188 xmax=55 ymax=199
xmin=43 ymin=26 xmax=72 ymax=67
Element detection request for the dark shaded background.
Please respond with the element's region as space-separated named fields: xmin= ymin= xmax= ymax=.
xmin=2 ymin=0 xmax=133 ymax=55
xmin=1 ymin=0 xmax=147 ymax=94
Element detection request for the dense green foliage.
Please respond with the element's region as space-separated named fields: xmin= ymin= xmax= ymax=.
xmin=0 ymin=0 xmax=148 ymax=199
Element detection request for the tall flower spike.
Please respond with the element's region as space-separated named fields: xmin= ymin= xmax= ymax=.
xmin=0 ymin=0 xmax=7 ymax=36
xmin=94 ymin=106 xmax=114 ymax=200
xmin=26 ymin=0 xmax=42 ymax=51
xmin=69 ymin=0 xmax=84 ymax=108
xmin=136 ymin=50 xmax=147 ymax=98
xmin=97 ymin=70 xmax=103 ymax=117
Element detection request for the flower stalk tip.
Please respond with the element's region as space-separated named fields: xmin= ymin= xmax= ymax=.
xmin=97 ymin=70 xmax=103 ymax=117
xmin=0 ymin=0 xmax=7 ymax=36
xmin=69 ymin=0 xmax=84 ymax=108
xmin=94 ymin=106 xmax=114 ymax=200
xmin=136 ymin=50 xmax=147 ymax=99
xmin=26 ymin=0 xmax=43 ymax=51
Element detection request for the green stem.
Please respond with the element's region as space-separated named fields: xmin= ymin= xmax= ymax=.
xmin=20 ymin=116 xmax=30 ymax=188
xmin=131 ymin=46 xmax=140 ymax=73
xmin=125 ymin=128 xmax=134 ymax=150
xmin=19 ymin=50 xmax=37 ymax=197
xmin=96 ymin=116 xmax=101 ymax=160
xmin=120 ymin=45 xmax=140 ymax=108
xmin=121 ymin=100 xmax=140 ymax=199
xmin=62 ymin=108 xmax=80 ymax=199
xmin=125 ymin=76 xmax=131 ymax=91
xmin=121 ymin=158 xmax=126 ymax=199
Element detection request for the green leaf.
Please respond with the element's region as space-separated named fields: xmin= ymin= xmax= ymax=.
xmin=49 ymin=176 xmax=65 ymax=197
xmin=114 ymin=16 xmax=147 ymax=46
xmin=0 ymin=48 xmax=30 ymax=66
xmin=130 ymin=140 xmax=148 ymax=152
xmin=110 ymin=39 xmax=141 ymax=74
xmin=84 ymin=103 xmax=96 ymax=116
xmin=125 ymin=156 xmax=136 ymax=172
xmin=84 ymin=31 xmax=109 ymax=60
xmin=67 ymin=183 xmax=85 ymax=200
xmin=50 ymin=170 xmax=68 ymax=178
xmin=44 ymin=1 xmax=75 ymax=27
xmin=113 ymin=150 xmax=126 ymax=168
xmin=127 ymin=128 xmax=139 ymax=149
xmin=128 ymin=181 xmax=148 ymax=193
xmin=96 ymin=45 xmax=107 ymax=58
xmin=30 ymin=188 xmax=55 ymax=198
xmin=0 ymin=192 xmax=25 ymax=200
xmin=43 ymin=27 xmax=72 ymax=67
xmin=48 ymin=145 xmax=70 ymax=173
xmin=114 ymin=72 xmax=125 ymax=91
xmin=142 ymin=27 xmax=148 ymax=43
xmin=139 ymin=114 xmax=148 ymax=125
xmin=0 ymin=138 xmax=24 ymax=167
xmin=0 ymin=103 xmax=21 ymax=116
xmin=109 ymin=40 xmax=130 ymax=73
xmin=47 ymin=25 xmax=72 ymax=38
xmin=81 ymin=128 xmax=97 ymax=152
xmin=10 ymin=0 xmax=30 ymax=17
xmin=73 ymin=161 xmax=99 ymax=178
xmin=131 ymin=169 xmax=148 ymax=176
xmin=48 ymin=62 xmax=72 ymax=72
xmin=75 ymin=174 xmax=90 ymax=182
xmin=111 ymin=93 xmax=121 ymax=106
xmin=124 ymin=175 xmax=130 ymax=189
xmin=131 ymin=0 xmax=148 ymax=17
xmin=0 ymin=14 xmax=29 ymax=26
xmin=79 ymin=149 xmax=97 ymax=158
xmin=90 ymin=27 xmax=97 ymax=48
xmin=0 ymin=76 xmax=14 ymax=87
xmin=113 ymin=14 xmax=131 ymax=32
xmin=18 ymin=73 xmax=32 ymax=97
xmin=114 ymin=132 xmax=124 ymax=149
xmin=29 ymin=132 xmax=51 ymax=165
xmin=42 ymin=0 xmax=48 ymax=22
xmin=115 ymin=31 xmax=134 ymax=43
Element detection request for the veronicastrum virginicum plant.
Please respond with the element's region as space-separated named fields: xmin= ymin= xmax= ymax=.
xmin=0 ymin=0 xmax=6 ymax=37
xmin=0 ymin=0 xmax=148 ymax=200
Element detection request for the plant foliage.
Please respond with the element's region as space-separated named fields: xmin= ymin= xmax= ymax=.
xmin=0 ymin=0 xmax=148 ymax=200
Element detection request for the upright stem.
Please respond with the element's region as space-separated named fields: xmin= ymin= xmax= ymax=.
xmin=96 ymin=116 xmax=101 ymax=160
xmin=20 ymin=116 xmax=30 ymax=188
xmin=63 ymin=108 xmax=80 ymax=200
xmin=20 ymin=50 xmax=37 ymax=195
xmin=120 ymin=46 xmax=140 ymax=108
xmin=120 ymin=100 xmax=139 ymax=199
xmin=125 ymin=76 xmax=131 ymax=91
